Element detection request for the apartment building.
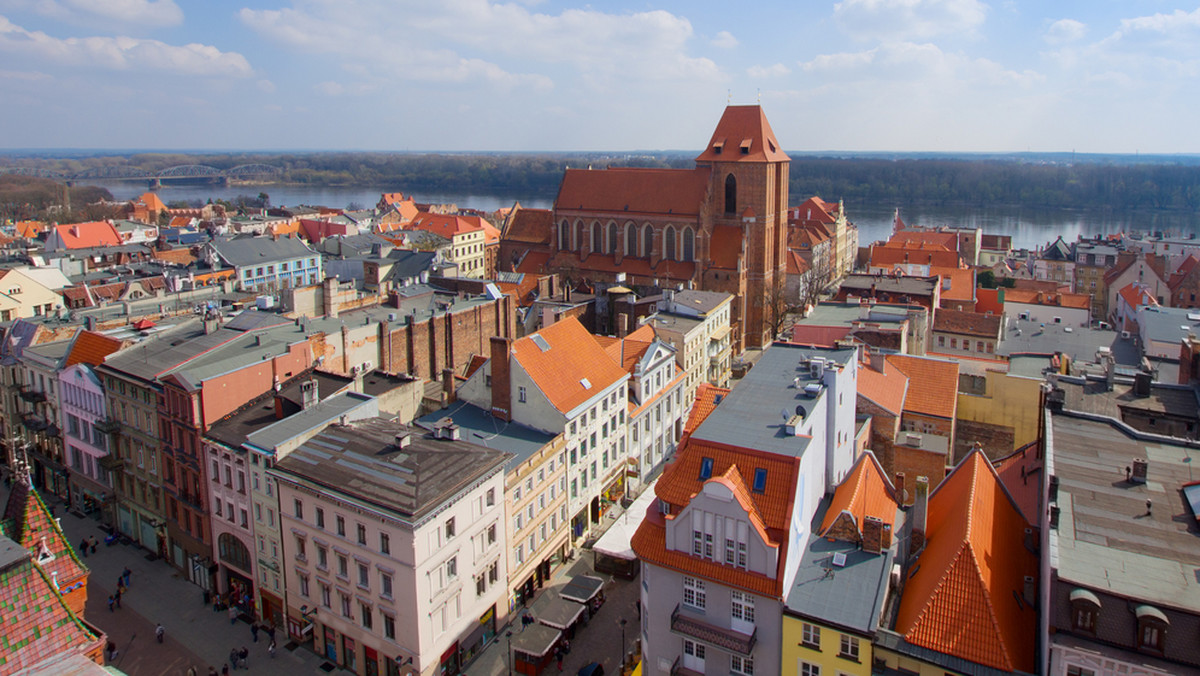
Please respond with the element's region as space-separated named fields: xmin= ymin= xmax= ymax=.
xmin=200 ymin=236 xmax=323 ymax=292
xmin=271 ymin=419 xmax=510 ymax=676
xmin=59 ymin=362 xmax=114 ymax=522
xmin=647 ymin=289 xmax=733 ymax=405
xmin=15 ymin=338 xmax=72 ymax=504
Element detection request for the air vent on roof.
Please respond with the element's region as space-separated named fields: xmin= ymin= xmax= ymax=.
xmin=831 ymin=552 xmax=847 ymax=567
xmin=580 ymin=378 xmax=591 ymax=389
xmin=531 ymin=334 xmax=550 ymax=352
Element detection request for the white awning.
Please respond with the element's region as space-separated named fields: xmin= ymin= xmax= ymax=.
xmin=592 ymin=478 xmax=660 ymax=561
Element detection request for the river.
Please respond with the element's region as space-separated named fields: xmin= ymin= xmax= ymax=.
xmin=93 ymin=181 xmax=1200 ymax=252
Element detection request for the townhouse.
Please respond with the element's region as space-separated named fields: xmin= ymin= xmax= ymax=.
xmin=200 ymin=235 xmax=323 ymax=292
xmin=646 ymin=289 xmax=734 ymax=405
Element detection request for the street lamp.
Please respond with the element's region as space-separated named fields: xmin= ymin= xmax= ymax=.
xmin=506 ymin=630 xmax=514 ymax=676
xmin=619 ymin=618 xmax=627 ymax=670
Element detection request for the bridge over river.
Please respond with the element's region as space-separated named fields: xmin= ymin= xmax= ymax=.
xmin=0 ymin=163 xmax=282 ymax=188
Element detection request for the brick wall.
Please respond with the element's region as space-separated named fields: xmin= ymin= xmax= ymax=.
xmin=953 ymin=418 xmax=1015 ymax=464
xmin=383 ymin=295 xmax=515 ymax=382
xmin=892 ymin=445 xmax=947 ymax=506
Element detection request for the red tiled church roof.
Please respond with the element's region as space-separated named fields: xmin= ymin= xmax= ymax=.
xmin=555 ymin=167 xmax=710 ymax=217
xmin=695 ymin=105 xmax=790 ymax=164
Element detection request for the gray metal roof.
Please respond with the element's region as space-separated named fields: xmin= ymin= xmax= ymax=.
xmin=691 ymin=343 xmax=856 ymax=458
xmin=1138 ymin=306 xmax=1200 ymax=347
xmin=208 ymin=236 xmax=315 ymax=267
xmin=271 ymin=417 xmax=510 ymax=520
xmin=416 ymin=401 xmax=557 ymax=468
xmin=784 ymin=499 xmax=894 ymax=634
xmin=0 ymin=534 xmax=30 ymax=571
xmin=1050 ymin=414 xmax=1200 ymax=612
xmin=794 ymin=302 xmax=913 ymax=328
xmin=213 ymin=386 xmax=370 ymax=451
xmin=998 ymin=319 xmax=1140 ymax=366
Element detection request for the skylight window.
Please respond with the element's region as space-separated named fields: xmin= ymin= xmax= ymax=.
xmin=699 ymin=457 xmax=714 ymax=480
xmin=752 ymin=468 xmax=767 ymax=493
xmin=580 ymin=378 xmax=591 ymax=389
xmin=531 ymin=335 xmax=550 ymax=352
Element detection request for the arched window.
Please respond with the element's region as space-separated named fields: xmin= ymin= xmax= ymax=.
xmin=607 ymin=223 xmax=618 ymax=254
xmin=218 ymin=533 xmax=251 ymax=572
xmin=559 ymin=220 xmax=570 ymax=250
xmin=682 ymin=227 xmax=695 ymax=262
xmin=665 ymin=226 xmax=677 ymax=261
xmin=573 ymin=221 xmax=583 ymax=251
xmin=643 ymin=225 xmax=654 ymax=258
xmin=724 ymin=174 xmax=737 ymax=215
xmin=592 ymin=222 xmax=602 ymax=253
xmin=626 ymin=224 xmax=638 ymax=257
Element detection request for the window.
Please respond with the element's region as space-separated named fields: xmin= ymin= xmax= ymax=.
xmin=360 ymin=603 xmax=373 ymax=629
xmin=801 ymin=622 xmax=820 ymax=648
xmin=724 ymin=174 xmax=737 ymax=215
xmin=487 ymin=524 xmax=497 ymax=545
xmin=838 ymin=634 xmax=859 ymax=661
xmin=445 ymin=518 xmax=455 ymax=539
xmin=1066 ymin=668 xmax=1096 ymax=676
xmin=295 ymin=536 xmax=307 ymax=560
xmin=683 ymin=576 xmax=705 ymax=610
xmin=317 ymin=546 xmax=328 ymax=569
xmin=320 ymin=583 xmax=331 ymax=608
xmin=381 ymin=572 xmax=393 ymax=598
xmin=357 ymin=523 xmax=367 ymax=545
xmin=380 ymin=532 xmax=390 ymax=555
xmin=683 ymin=639 xmax=705 ymax=663
xmin=337 ymin=555 xmax=348 ymax=578
xmin=446 ymin=557 xmax=457 ymax=579
xmin=486 ymin=488 xmax=495 ymax=507
xmin=518 ymin=386 xmax=527 ymax=403
xmin=725 ymin=538 xmax=736 ymax=565
xmin=315 ymin=508 xmax=325 ymax=529
xmin=298 ymin=575 xmax=309 ymax=597
xmin=730 ymin=656 xmax=753 ymax=676
xmin=358 ymin=562 xmax=370 ymax=588
xmin=731 ymin=590 xmax=755 ymax=625
xmin=340 ymin=593 xmax=352 ymax=618
xmin=383 ymin=614 xmax=396 ymax=640
xmin=799 ymin=663 xmax=819 ymax=676
xmin=336 ymin=515 xmax=345 ymax=536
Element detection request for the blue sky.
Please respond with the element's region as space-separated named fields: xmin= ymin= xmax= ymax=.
xmin=1 ymin=0 xmax=1198 ymax=153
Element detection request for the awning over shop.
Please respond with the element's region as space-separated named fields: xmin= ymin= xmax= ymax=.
xmin=559 ymin=575 xmax=604 ymax=605
xmin=536 ymin=590 xmax=585 ymax=630
xmin=512 ymin=624 xmax=561 ymax=658
xmin=592 ymin=479 xmax=659 ymax=561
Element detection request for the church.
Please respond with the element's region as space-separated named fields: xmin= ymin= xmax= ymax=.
xmin=501 ymin=105 xmax=792 ymax=350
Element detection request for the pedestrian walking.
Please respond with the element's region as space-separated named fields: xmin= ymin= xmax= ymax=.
xmin=229 ymin=649 xmax=239 ymax=670
xmin=555 ymin=648 xmax=564 ymax=671
xmin=105 ymin=640 xmax=117 ymax=661
xmin=239 ymin=646 xmax=249 ymax=669
xmin=251 ymin=622 xmax=259 ymax=643
xmin=222 ymin=665 xmax=230 ymax=676
xmin=155 ymin=623 xmax=164 ymax=643
xmin=122 ymin=567 xmax=131 ymax=587
xmin=107 ymin=595 xmax=114 ymax=612
xmin=89 ymin=536 xmax=98 ymax=555
xmin=114 ymin=588 xmax=122 ymax=609
xmin=266 ymin=624 xmax=276 ymax=642
xmin=79 ymin=538 xmax=89 ymax=558
xmin=228 ymin=605 xmax=238 ymax=625
xmin=268 ymin=639 xmax=276 ymax=659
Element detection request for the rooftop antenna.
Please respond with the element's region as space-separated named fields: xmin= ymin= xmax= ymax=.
xmin=727 ymin=89 xmax=731 ymax=104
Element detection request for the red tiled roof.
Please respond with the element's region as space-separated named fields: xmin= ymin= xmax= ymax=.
xmin=683 ymin=383 xmax=730 ymax=436
xmin=975 ymin=288 xmax=1003 ymax=316
xmin=788 ymin=325 xmax=852 ymax=349
xmin=856 ymin=361 xmax=908 ymax=416
xmin=931 ymin=266 xmax=976 ymax=304
xmin=933 ymin=308 xmax=1001 ymax=339
xmin=52 ymin=222 xmax=122 ymax=249
xmin=464 ymin=354 xmax=489 ymax=379
xmin=1117 ymin=283 xmax=1155 ymax=311
xmin=709 ymin=226 xmax=743 ymax=270
xmin=0 ymin=552 xmax=103 ymax=673
xmin=64 ymin=331 xmax=125 ymax=367
xmin=886 ymin=354 xmax=958 ymax=420
xmin=870 ymin=242 xmax=962 ymax=270
xmin=512 ymin=317 xmax=627 ymax=414
xmin=895 ymin=450 xmax=1036 ymax=673
xmin=406 ymin=213 xmax=485 ymax=239
xmin=994 ymin=442 xmax=1041 ymax=525
xmin=695 ymin=105 xmax=790 ymax=163
xmin=1169 ymin=254 xmax=1200 ymax=291
xmin=888 ymin=229 xmax=960 ymax=251
xmin=1002 ymin=288 xmax=1090 ymax=310
xmin=152 ymin=248 xmax=197 ymax=266
xmin=555 ymin=167 xmax=710 ymax=216
xmin=790 ymin=196 xmax=837 ymax=225
xmin=16 ymin=221 xmax=46 ymax=239
xmin=504 ymin=208 xmax=553 ymax=245
xmin=515 ymin=251 xmax=551 ymax=275
xmin=819 ymin=451 xmax=898 ymax=537
xmin=1 ymin=481 xmax=88 ymax=605
xmin=786 ymin=249 xmax=810 ymax=276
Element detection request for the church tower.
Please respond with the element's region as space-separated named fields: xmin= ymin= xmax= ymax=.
xmin=695 ymin=105 xmax=790 ymax=349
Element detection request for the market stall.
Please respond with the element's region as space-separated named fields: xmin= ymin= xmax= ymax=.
xmin=559 ymin=574 xmax=606 ymax=617
xmin=512 ymin=624 xmax=562 ymax=676
xmin=536 ymin=589 xmax=586 ymax=638
xmin=591 ymin=480 xmax=658 ymax=578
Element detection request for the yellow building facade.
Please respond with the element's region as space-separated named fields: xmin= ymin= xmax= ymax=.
xmin=782 ymin=614 xmax=872 ymax=676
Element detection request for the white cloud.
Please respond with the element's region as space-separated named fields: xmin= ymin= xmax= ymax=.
xmin=711 ymin=30 xmax=738 ymax=49
xmin=0 ymin=15 xmax=251 ymax=76
xmin=1044 ymin=19 xmax=1086 ymax=44
xmin=0 ymin=67 xmax=47 ymax=80
xmin=800 ymin=41 xmax=1042 ymax=88
xmin=0 ymin=0 xmax=182 ymax=29
xmin=239 ymin=0 xmax=721 ymax=93
xmin=832 ymin=0 xmax=986 ymax=41
xmin=747 ymin=63 xmax=790 ymax=78
xmin=256 ymin=79 xmax=275 ymax=93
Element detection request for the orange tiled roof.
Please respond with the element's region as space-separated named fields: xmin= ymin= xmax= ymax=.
xmin=888 ymin=229 xmax=960 ymax=251
xmin=555 ymin=167 xmax=710 ymax=216
xmin=1169 ymin=254 xmax=1200 ymax=291
xmin=870 ymin=242 xmax=962 ymax=270
xmin=1002 ymin=288 xmax=1090 ymax=310
xmin=994 ymin=442 xmax=1041 ymax=524
xmin=930 ymin=266 xmax=976 ymax=304
xmin=856 ymin=361 xmax=908 ymax=416
xmin=515 ymin=251 xmax=551 ymax=275
xmin=885 ymin=354 xmax=958 ymax=420
xmin=152 ymin=248 xmax=197 ymax=266
xmin=504 ymin=208 xmax=553 ymax=244
xmin=1118 ymin=283 xmax=1154 ymax=311
xmin=819 ymin=451 xmax=898 ymax=537
xmin=16 ymin=221 xmax=46 ymax=239
xmin=896 ymin=450 xmax=1036 ymax=673
xmin=709 ymin=226 xmax=743 ymax=270
xmin=933 ymin=308 xmax=1001 ymax=339
xmin=974 ymin=288 xmax=1003 ymax=316
xmin=634 ymin=437 xmax=800 ymax=596
xmin=791 ymin=196 xmax=837 ymax=225
xmin=695 ymin=105 xmax=790 ymax=163
xmin=512 ymin=317 xmax=627 ymax=414
xmin=683 ymin=383 xmax=730 ymax=436
xmin=407 ymin=213 xmax=485 ymax=239
xmin=1 ymin=481 xmax=88 ymax=602
xmin=64 ymin=331 xmax=125 ymax=367
xmin=135 ymin=191 xmax=166 ymax=212
xmin=52 ymin=221 xmax=122 ymax=249
xmin=786 ymin=250 xmax=810 ymax=276
xmin=601 ymin=324 xmax=657 ymax=372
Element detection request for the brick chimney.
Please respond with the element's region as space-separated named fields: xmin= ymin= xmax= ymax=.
xmin=910 ymin=475 xmax=929 ymax=555
xmin=490 ymin=336 xmax=512 ymax=422
xmin=324 ymin=276 xmax=339 ymax=318
xmin=862 ymin=515 xmax=883 ymax=555
xmin=442 ymin=367 xmax=457 ymax=404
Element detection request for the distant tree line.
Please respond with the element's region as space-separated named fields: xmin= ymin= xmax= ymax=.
xmin=3 ymin=152 xmax=1200 ymax=215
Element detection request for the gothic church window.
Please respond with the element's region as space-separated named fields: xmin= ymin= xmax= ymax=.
xmin=607 ymin=223 xmax=618 ymax=254
xmin=573 ymin=221 xmax=583 ymax=251
xmin=559 ymin=221 xmax=570 ymax=250
xmin=724 ymin=174 xmax=737 ymax=215
xmin=665 ymin=226 xmax=677 ymax=261
xmin=626 ymin=224 xmax=638 ymax=257
xmin=683 ymin=227 xmax=695 ymax=262
xmin=592 ymin=222 xmax=602 ymax=253
xmin=643 ymin=225 xmax=654 ymax=258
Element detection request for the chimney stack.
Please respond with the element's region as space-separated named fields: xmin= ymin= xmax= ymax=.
xmin=910 ymin=475 xmax=929 ymax=555
xmin=442 ymin=367 xmax=457 ymax=404
xmin=894 ymin=472 xmax=906 ymax=504
xmin=490 ymin=336 xmax=512 ymax=422
xmin=324 ymin=276 xmax=339 ymax=318
xmin=861 ymin=516 xmax=884 ymax=555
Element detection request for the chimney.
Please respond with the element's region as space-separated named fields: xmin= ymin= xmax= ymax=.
xmin=301 ymin=379 xmax=318 ymax=410
xmin=617 ymin=312 xmax=629 ymax=338
xmin=442 ymin=367 xmax=457 ymax=404
xmin=324 ymin=276 xmax=339 ymax=318
xmin=862 ymin=516 xmax=883 ymax=555
xmin=490 ymin=336 xmax=512 ymax=422
xmin=910 ymin=475 xmax=929 ymax=555
xmin=868 ymin=350 xmax=886 ymax=373
xmin=894 ymin=472 xmax=906 ymax=504
xmin=273 ymin=393 xmax=285 ymax=419
xmin=881 ymin=522 xmax=893 ymax=551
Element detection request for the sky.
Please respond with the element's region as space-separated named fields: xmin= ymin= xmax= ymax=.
xmin=1 ymin=0 xmax=1199 ymax=153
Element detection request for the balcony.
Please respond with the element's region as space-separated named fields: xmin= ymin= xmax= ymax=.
xmin=19 ymin=386 xmax=46 ymax=404
xmin=20 ymin=413 xmax=48 ymax=432
xmin=98 ymin=454 xmax=125 ymax=471
xmin=670 ymin=604 xmax=757 ymax=655
xmin=95 ymin=418 xmax=121 ymax=435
